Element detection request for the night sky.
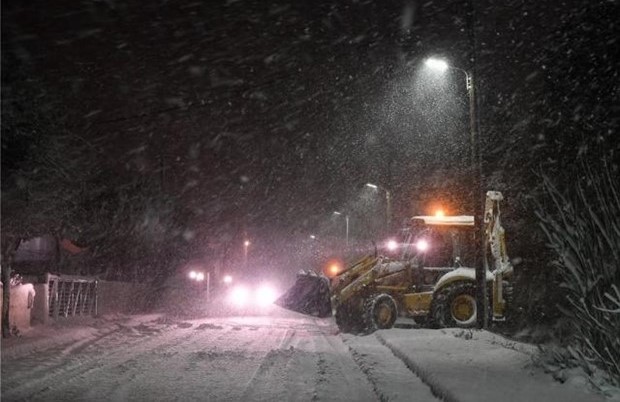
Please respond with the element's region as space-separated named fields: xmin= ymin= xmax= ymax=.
xmin=3 ymin=0 xmax=618 ymax=274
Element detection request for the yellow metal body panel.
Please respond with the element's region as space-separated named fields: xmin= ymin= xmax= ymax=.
xmin=332 ymin=256 xmax=377 ymax=292
xmin=402 ymin=292 xmax=433 ymax=316
xmin=375 ymin=286 xmax=408 ymax=292
xmin=338 ymin=267 xmax=376 ymax=304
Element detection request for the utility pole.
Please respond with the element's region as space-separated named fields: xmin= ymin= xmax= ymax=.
xmin=365 ymin=183 xmax=392 ymax=236
xmin=465 ymin=0 xmax=488 ymax=330
xmin=333 ymin=211 xmax=350 ymax=248
xmin=385 ymin=190 xmax=392 ymax=233
xmin=345 ymin=214 xmax=350 ymax=248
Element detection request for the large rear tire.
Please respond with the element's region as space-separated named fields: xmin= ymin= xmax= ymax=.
xmin=363 ymin=294 xmax=398 ymax=333
xmin=431 ymin=282 xmax=477 ymax=328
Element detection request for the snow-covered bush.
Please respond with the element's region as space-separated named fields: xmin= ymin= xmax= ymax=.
xmin=536 ymin=165 xmax=620 ymax=386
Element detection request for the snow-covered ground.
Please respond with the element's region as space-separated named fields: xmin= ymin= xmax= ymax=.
xmin=1 ymin=308 xmax=614 ymax=402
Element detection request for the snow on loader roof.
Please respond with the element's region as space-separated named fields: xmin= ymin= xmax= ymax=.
xmin=411 ymin=215 xmax=475 ymax=226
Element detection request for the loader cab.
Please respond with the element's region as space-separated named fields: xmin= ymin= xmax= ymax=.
xmin=403 ymin=215 xmax=476 ymax=269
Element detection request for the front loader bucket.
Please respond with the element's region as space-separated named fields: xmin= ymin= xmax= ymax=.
xmin=274 ymin=273 xmax=332 ymax=317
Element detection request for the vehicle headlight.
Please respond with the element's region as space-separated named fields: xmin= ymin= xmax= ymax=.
xmin=229 ymin=286 xmax=250 ymax=307
xmin=256 ymin=285 xmax=277 ymax=307
xmin=386 ymin=239 xmax=399 ymax=251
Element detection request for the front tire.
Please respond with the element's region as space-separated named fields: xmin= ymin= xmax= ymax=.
xmin=363 ymin=294 xmax=398 ymax=333
xmin=335 ymin=302 xmax=364 ymax=333
xmin=431 ymin=282 xmax=477 ymax=328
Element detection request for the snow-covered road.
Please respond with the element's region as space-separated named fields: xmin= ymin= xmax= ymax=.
xmin=1 ymin=310 xmax=435 ymax=402
xmin=1 ymin=309 xmax=608 ymax=402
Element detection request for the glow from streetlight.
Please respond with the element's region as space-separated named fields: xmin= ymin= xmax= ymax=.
xmin=244 ymin=240 xmax=250 ymax=247
xmin=425 ymin=58 xmax=449 ymax=72
xmin=365 ymin=183 xmax=378 ymax=189
xmin=333 ymin=211 xmax=342 ymax=215
xmin=309 ymin=234 xmax=316 ymax=240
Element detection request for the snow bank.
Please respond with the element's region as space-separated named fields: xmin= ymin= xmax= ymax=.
xmin=0 ymin=283 xmax=36 ymax=333
xmin=377 ymin=328 xmax=608 ymax=402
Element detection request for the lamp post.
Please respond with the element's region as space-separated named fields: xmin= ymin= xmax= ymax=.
xmin=424 ymin=57 xmax=487 ymax=329
xmin=333 ymin=211 xmax=350 ymax=247
xmin=424 ymin=58 xmax=477 ymax=177
xmin=365 ymin=183 xmax=391 ymax=232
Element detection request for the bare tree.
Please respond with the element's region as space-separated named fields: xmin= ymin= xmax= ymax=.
xmin=1 ymin=51 xmax=93 ymax=334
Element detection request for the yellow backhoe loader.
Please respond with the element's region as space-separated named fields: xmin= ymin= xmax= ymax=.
xmin=275 ymin=191 xmax=514 ymax=333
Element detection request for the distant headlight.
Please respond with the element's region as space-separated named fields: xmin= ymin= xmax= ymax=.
xmin=227 ymin=284 xmax=279 ymax=308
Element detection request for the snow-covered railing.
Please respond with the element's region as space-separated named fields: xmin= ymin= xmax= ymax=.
xmin=47 ymin=274 xmax=98 ymax=319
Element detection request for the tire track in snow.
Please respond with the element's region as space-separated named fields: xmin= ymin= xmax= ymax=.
xmin=2 ymin=321 xmax=200 ymax=401
xmin=104 ymin=321 xmax=288 ymax=402
xmin=343 ymin=334 xmax=440 ymax=402
xmin=97 ymin=325 xmax=242 ymax=402
xmin=239 ymin=322 xmax=378 ymax=402
xmin=375 ymin=332 xmax=459 ymax=402
xmin=313 ymin=321 xmax=378 ymax=402
xmin=1 ymin=323 xmax=140 ymax=378
xmin=5 ymin=331 xmax=192 ymax=401
xmin=239 ymin=328 xmax=308 ymax=401
xmin=1 ymin=323 xmax=142 ymax=395
xmin=0 ymin=325 xmax=122 ymax=390
xmin=346 ymin=345 xmax=395 ymax=402
xmin=1 ymin=326 xmax=109 ymax=361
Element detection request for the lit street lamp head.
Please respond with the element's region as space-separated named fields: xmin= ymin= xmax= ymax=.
xmin=365 ymin=183 xmax=378 ymax=189
xmin=425 ymin=57 xmax=449 ymax=72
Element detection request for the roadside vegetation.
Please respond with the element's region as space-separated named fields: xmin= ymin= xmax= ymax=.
xmin=536 ymin=165 xmax=620 ymax=388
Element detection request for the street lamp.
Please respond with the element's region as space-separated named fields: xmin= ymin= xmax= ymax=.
xmin=333 ymin=211 xmax=350 ymax=247
xmin=243 ymin=240 xmax=250 ymax=267
xmin=365 ymin=183 xmax=391 ymax=232
xmin=424 ymin=58 xmax=448 ymax=72
xmin=188 ymin=269 xmax=210 ymax=301
xmin=424 ymin=56 xmax=487 ymax=329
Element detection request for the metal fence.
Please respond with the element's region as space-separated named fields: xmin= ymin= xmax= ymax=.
xmin=47 ymin=275 xmax=98 ymax=319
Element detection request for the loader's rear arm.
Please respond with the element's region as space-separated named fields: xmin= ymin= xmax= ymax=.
xmin=484 ymin=191 xmax=514 ymax=320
